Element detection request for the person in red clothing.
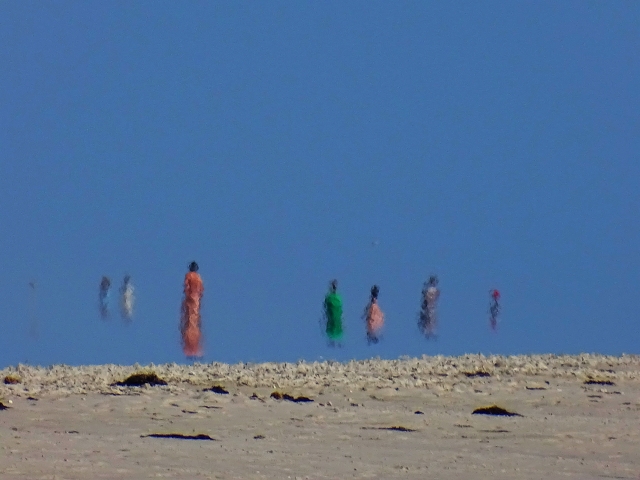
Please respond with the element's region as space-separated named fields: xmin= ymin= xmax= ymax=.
xmin=181 ymin=261 xmax=204 ymax=358
xmin=364 ymin=285 xmax=384 ymax=345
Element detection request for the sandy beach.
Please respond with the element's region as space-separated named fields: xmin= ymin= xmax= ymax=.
xmin=1 ymin=354 xmax=639 ymax=479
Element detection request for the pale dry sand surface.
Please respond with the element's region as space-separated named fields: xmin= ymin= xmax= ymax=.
xmin=1 ymin=354 xmax=640 ymax=479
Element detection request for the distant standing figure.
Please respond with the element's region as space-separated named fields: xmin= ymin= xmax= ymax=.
xmin=363 ymin=285 xmax=384 ymax=344
xmin=99 ymin=276 xmax=111 ymax=320
xmin=489 ymin=289 xmax=500 ymax=331
xmin=419 ymin=275 xmax=440 ymax=339
xmin=181 ymin=261 xmax=204 ymax=358
xmin=323 ymin=279 xmax=344 ymax=346
xmin=120 ymin=275 xmax=135 ymax=322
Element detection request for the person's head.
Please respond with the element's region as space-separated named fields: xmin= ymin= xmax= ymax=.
xmin=330 ymin=279 xmax=338 ymax=292
xmin=370 ymin=285 xmax=379 ymax=300
xmin=428 ymin=275 xmax=438 ymax=287
xmin=123 ymin=274 xmax=131 ymax=284
xmin=189 ymin=261 xmax=199 ymax=273
xmin=491 ymin=289 xmax=500 ymax=300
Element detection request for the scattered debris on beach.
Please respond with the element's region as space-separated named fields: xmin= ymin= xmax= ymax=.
xmin=463 ymin=371 xmax=491 ymax=378
xmin=270 ymin=391 xmax=313 ymax=403
xmin=2 ymin=354 xmax=638 ymax=396
xmin=525 ymin=385 xmax=547 ymax=390
xmin=203 ymin=385 xmax=229 ymax=394
xmin=114 ymin=372 xmax=167 ymax=387
xmin=362 ymin=426 xmax=417 ymax=432
xmin=141 ymin=433 xmax=216 ymax=441
xmin=472 ymin=405 xmax=522 ymax=417
xmin=584 ymin=378 xmax=615 ymax=386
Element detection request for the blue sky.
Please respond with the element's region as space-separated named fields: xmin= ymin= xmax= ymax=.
xmin=1 ymin=2 xmax=638 ymax=367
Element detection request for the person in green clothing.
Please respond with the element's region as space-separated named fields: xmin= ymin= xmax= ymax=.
xmin=323 ymin=279 xmax=344 ymax=346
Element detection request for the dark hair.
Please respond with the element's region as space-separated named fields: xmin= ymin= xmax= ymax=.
xmin=428 ymin=275 xmax=438 ymax=286
xmin=189 ymin=261 xmax=199 ymax=272
xmin=330 ymin=279 xmax=338 ymax=292
xmin=370 ymin=285 xmax=379 ymax=300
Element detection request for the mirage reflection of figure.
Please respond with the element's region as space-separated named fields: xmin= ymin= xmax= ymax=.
xmin=99 ymin=276 xmax=111 ymax=320
xmin=181 ymin=262 xmax=204 ymax=359
xmin=418 ymin=275 xmax=440 ymax=339
xmin=120 ymin=275 xmax=135 ymax=322
xmin=489 ymin=289 xmax=501 ymax=331
xmin=363 ymin=285 xmax=384 ymax=345
xmin=28 ymin=280 xmax=38 ymax=339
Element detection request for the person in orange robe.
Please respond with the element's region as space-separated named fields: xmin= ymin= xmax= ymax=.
xmin=364 ymin=285 xmax=384 ymax=344
xmin=181 ymin=261 xmax=204 ymax=358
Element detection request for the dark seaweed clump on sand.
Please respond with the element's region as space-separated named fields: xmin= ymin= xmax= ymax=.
xmin=584 ymin=379 xmax=615 ymax=386
xmin=203 ymin=385 xmax=229 ymax=394
xmin=142 ymin=433 xmax=215 ymax=441
xmin=114 ymin=372 xmax=168 ymax=387
xmin=472 ymin=405 xmax=522 ymax=417
xmin=3 ymin=375 xmax=21 ymax=385
xmin=270 ymin=391 xmax=313 ymax=403
xmin=463 ymin=371 xmax=491 ymax=378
